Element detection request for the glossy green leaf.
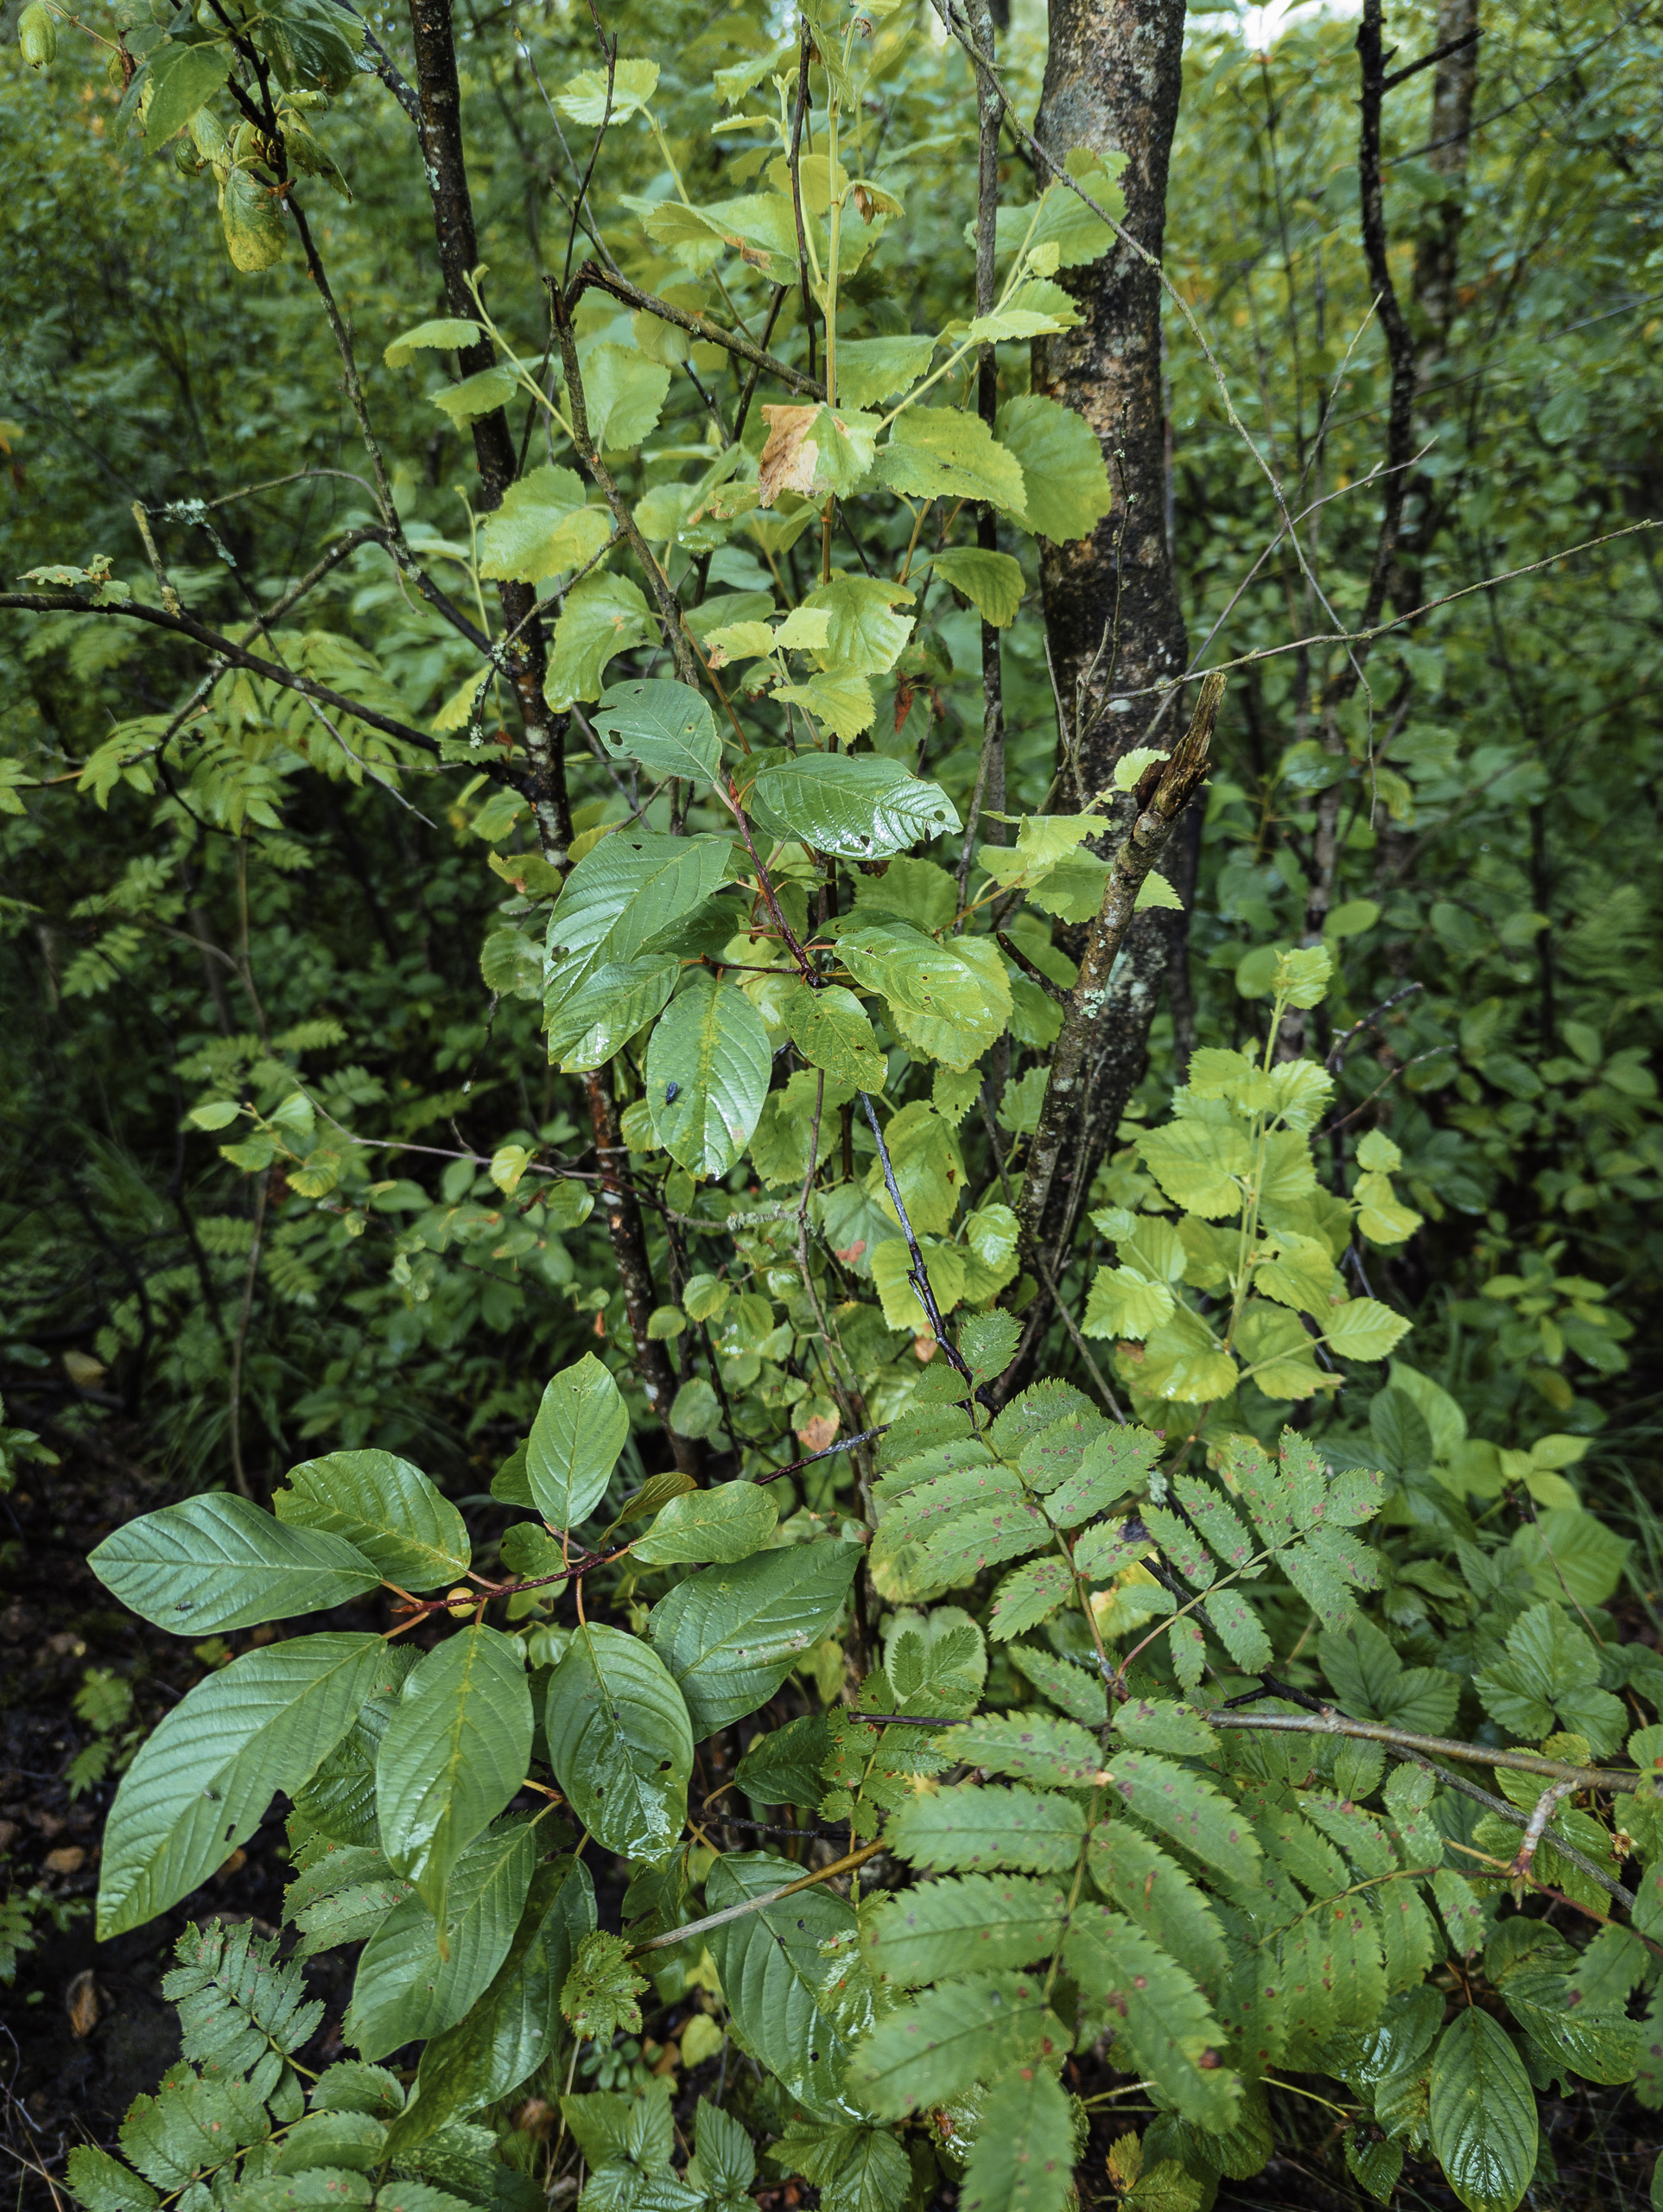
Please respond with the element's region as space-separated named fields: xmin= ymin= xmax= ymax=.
xmin=89 ymin=1493 xmax=379 ymax=1635
xmin=645 ymin=973 xmax=772 ymax=1179
xmin=632 ymin=1480 xmax=779 ymax=1564
xmin=705 ymin=1850 xmax=868 ymax=2116
xmin=778 ymin=979 xmax=888 ymax=1089
xmin=273 ymin=1451 xmax=470 ymax=1592
xmin=1428 ymin=2008 xmax=1539 ymax=2212
xmin=545 ymin=572 xmax=655 ymax=708
xmin=98 ymin=1633 xmax=389 ymax=1937
xmin=345 ymin=1815 xmax=539 ymax=2062
xmin=748 ymin=754 xmax=959 ymax=860
xmin=527 ymin=1352 xmax=630 ymax=1530
xmin=545 ymin=1622 xmax=693 ymax=1858
xmin=648 ymin=1537 xmax=861 ymax=1732
xmin=376 ymin=1624 xmax=533 ymax=1921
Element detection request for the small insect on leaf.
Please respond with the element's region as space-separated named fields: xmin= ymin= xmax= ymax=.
xmin=665 ymin=1082 xmax=680 ymax=1103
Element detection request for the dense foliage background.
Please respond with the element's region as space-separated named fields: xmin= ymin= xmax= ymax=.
xmin=3 ymin=0 xmax=1662 ymax=2203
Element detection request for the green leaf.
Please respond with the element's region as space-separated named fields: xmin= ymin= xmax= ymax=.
xmin=1428 ymin=2009 xmax=1539 ymax=2212
xmin=163 ymin=1917 xmax=325 ymax=2073
xmin=1323 ymin=1299 xmax=1413 ymax=1361
xmin=556 ymin=55 xmax=658 ymax=121
xmin=798 ymin=572 xmax=917 ymax=675
xmin=773 ymin=2122 xmax=909 ymax=2212
xmin=927 ymin=549 xmax=1025 ymax=628
xmin=1044 ymin=1427 xmax=1164 ymax=1526
xmin=527 ymin=1353 xmax=630 ymax=1531
xmin=593 ymin=678 xmax=722 ymax=785
xmin=863 ymin=1872 xmax=1069 ymax=1987
xmin=771 ymin=670 xmax=879 ymax=741
xmin=289 ymin=1649 xmax=417 ymax=1849
xmin=1023 ymin=150 xmax=1126 ymax=266
xmin=988 ymin=1558 xmax=1076 ymax=1641
xmin=960 ymin=2064 xmax=1076 ymax=2212
xmin=478 ymin=464 xmax=611 ymax=582
xmin=65 ymin=2147 xmax=160 ymax=2212
xmin=545 ymin=1623 xmax=693 ymax=1857
xmin=875 ymin=409 xmax=1027 ymax=518
xmin=1007 ymin=1643 xmax=1106 ymax=1726
xmin=885 ymin=1781 xmax=1086 ymax=1873
xmin=648 ymin=1538 xmax=861 ymax=1731
xmin=705 ymin=1850 xmax=868 ymax=2115
xmin=90 ymin=1493 xmax=380 ymax=1635
xmin=994 ymin=396 xmax=1115 ymax=543
xmin=948 ymin=1710 xmax=1103 ymax=1786
xmin=117 ymin=2065 xmax=269 ymax=2190
xmin=393 ymin=1859 xmax=593 ymax=2147
xmin=545 ymin=830 xmax=733 ymax=1019
xmin=1508 ymin=1506 xmax=1630 ymax=1607
xmin=749 ymin=755 xmax=959 ymax=860
xmin=847 ymin=1971 xmax=1065 ymax=2118
xmin=581 ymin=342 xmax=672 ymax=450
xmin=779 ymin=980 xmax=888 ymax=1089
xmin=273 ymin=1451 xmax=470 ymax=1593
xmin=1473 ymin=1601 xmax=1628 ymax=1755
xmin=270 ymin=2112 xmax=387 ymax=2174
xmin=1103 ymin=1751 xmax=1262 ymax=1886
xmin=432 ymin=365 xmax=517 ymax=423
xmin=734 ymin=1713 xmax=832 ymax=1809
xmin=285 ymin=1842 xmax=411 ymax=1958
xmin=143 ymin=42 xmax=231 ymax=143
xmin=834 ymin=334 xmax=938 ymax=410
xmin=562 ymin=1928 xmax=649 ymax=2040
xmin=385 ymin=315 xmax=481 ymax=367
xmin=98 ymin=1634 xmax=388 ymax=1938
xmin=346 ymin=1816 xmax=539 ymax=2062
xmin=695 ymin=2099 xmax=758 ymax=2198
xmin=645 ymin=973 xmax=772 ymax=1179
xmin=545 ymin=573 xmax=655 ymax=709
xmin=838 ymin=925 xmax=1012 ymax=1071
xmin=1087 ymin=1823 xmax=1229 ymax=1993
xmin=376 ymin=1624 xmax=534 ymax=1922
xmin=632 ymin=1480 xmax=779 ymax=1564
xmin=1065 ymin=1903 xmax=1238 ymax=2131
xmin=544 ymin=956 xmax=680 ymax=1072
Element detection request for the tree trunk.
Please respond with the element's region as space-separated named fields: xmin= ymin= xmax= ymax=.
xmin=403 ymin=0 xmax=698 ymax=1474
xmin=405 ymin=0 xmax=571 ymax=866
xmin=1412 ymin=0 xmax=1482 ymax=382
xmin=1012 ymin=0 xmax=1190 ymax=1351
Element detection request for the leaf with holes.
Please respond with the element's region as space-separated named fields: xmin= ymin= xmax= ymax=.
xmin=593 ymin=678 xmax=722 ymax=785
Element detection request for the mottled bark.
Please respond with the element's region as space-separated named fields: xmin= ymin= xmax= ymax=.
xmin=1016 ymin=0 xmax=1190 ymax=1321
xmin=1006 ymin=678 xmax=1223 ymax=1399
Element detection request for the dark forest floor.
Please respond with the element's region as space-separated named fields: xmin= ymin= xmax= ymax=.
xmin=2 ymin=1439 xmax=1659 ymax=2212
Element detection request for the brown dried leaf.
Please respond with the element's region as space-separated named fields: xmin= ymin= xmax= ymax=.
xmin=65 ymin=1967 xmax=99 ymax=2038
xmin=758 ymin=404 xmax=820 ymax=506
